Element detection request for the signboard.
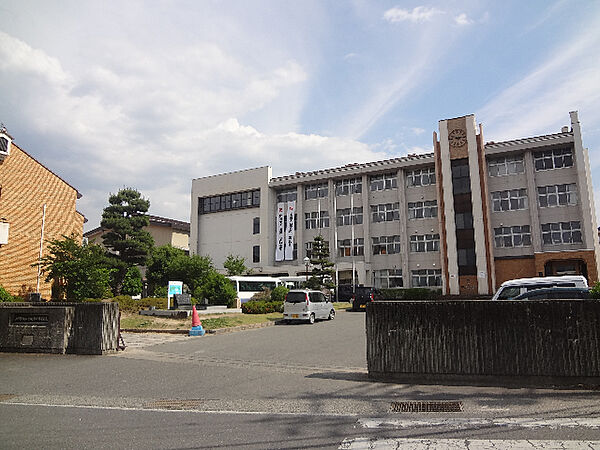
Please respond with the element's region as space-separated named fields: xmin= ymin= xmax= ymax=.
xmin=275 ymin=202 xmax=285 ymax=261
xmin=167 ymin=281 xmax=183 ymax=309
xmin=285 ymin=201 xmax=295 ymax=261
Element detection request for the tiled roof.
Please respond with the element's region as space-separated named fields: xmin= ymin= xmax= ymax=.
xmin=84 ymin=214 xmax=190 ymax=237
xmin=269 ymin=153 xmax=434 ymax=184
xmin=485 ymin=131 xmax=573 ymax=150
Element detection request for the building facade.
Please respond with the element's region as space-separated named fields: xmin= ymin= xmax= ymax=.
xmin=0 ymin=129 xmax=85 ymax=298
xmin=190 ymin=112 xmax=600 ymax=295
xmin=85 ymin=215 xmax=190 ymax=254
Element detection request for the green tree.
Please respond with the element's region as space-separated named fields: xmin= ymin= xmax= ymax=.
xmin=100 ymin=188 xmax=154 ymax=266
xmin=0 ymin=285 xmax=15 ymax=302
xmin=38 ymin=235 xmax=114 ymax=301
xmin=309 ymin=235 xmax=334 ymax=288
xmin=270 ymin=285 xmax=289 ymax=302
xmin=146 ymin=245 xmax=187 ymax=295
xmin=121 ymin=266 xmax=143 ymax=296
xmin=196 ymin=271 xmax=237 ymax=307
xmin=223 ymin=254 xmax=247 ymax=276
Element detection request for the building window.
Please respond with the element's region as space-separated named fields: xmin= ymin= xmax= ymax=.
xmin=408 ymin=200 xmax=437 ymax=219
xmin=335 ymin=178 xmax=362 ymax=196
xmin=253 ymin=217 xmax=260 ymax=234
xmin=487 ymin=156 xmax=524 ymax=177
xmin=372 ymin=235 xmax=401 ymax=255
xmin=538 ymin=183 xmax=577 ymax=208
xmin=305 ymin=211 xmax=329 ymax=229
xmin=371 ymin=203 xmax=400 ymax=223
xmin=370 ymin=172 xmax=398 ymax=191
xmin=374 ymin=269 xmax=403 ymax=289
xmin=410 ymin=234 xmax=440 ymax=252
xmin=200 ymin=189 xmax=260 ymax=214
xmin=455 ymin=212 xmax=474 ymax=230
xmin=306 ymin=241 xmax=328 ymax=259
xmin=406 ymin=167 xmax=435 ymax=187
xmin=337 ymin=238 xmax=364 ymax=257
xmin=491 ymin=189 xmax=528 ymax=212
xmin=253 ymin=245 xmax=260 ymax=263
xmin=277 ymin=189 xmax=297 ymax=203
xmin=305 ymin=183 xmax=328 ymax=199
xmin=336 ymin=207 xmax=363 ymax=226
xmin=411 ymin=269 xmax=442 ymax=287
xmin=534 ymin=147 xmax=574 ymax=171
xmin=494 ymin=225 xmax=531 ymax=248
xmin=541 ymin=221 xmax=582 ymax=245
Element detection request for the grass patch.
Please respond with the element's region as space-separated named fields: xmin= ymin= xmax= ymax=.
xmin=333 ymin=302 xmax=352 ymax=310
xmin=120 ymin=311 xmax=282 ymax=331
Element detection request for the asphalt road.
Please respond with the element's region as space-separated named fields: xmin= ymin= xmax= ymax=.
xmin=2 ymin=310 xmax=600 ymax=449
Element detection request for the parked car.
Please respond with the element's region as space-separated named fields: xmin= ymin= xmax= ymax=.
xmin=491 ymin=275 xmax=588 ymax=300
xmin=512 ymin=287 xmax=591 ymax=300
xmin=283 ymin=290 xmax=335 ymax=324
xmin=351 ymin=286 xmax=375 ymax=311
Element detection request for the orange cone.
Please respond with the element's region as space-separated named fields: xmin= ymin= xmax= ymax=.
xmin=192 ymin=305 xmax=202 ymax=327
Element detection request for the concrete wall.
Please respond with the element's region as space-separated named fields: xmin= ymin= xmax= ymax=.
xmin=0 ymin=302 xmax=119 ymax=355
xmin=367 ymin=300 xmax=600 ymax=381
xmin=0 ymin=143 xmax=84 ymax=298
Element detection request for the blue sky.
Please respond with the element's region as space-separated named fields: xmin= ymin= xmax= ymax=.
xmin=1 ymin=0 xmax=600 ymax=230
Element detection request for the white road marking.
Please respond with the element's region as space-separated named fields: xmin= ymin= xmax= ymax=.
xmin=358 ymin=417 xmax=600 ymax=429
xmin=340 ymin=438 xmax=600 ymax=449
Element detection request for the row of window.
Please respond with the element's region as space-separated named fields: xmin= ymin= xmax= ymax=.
xmin=373 ymin=269 xmax=441 ymax=289
xmin=200 ymin=189 xmax=260 ymax=214
xmin=491 ymin=184 xmax=578 ymax=212
xmin=494 ymin=222 xmax=582 ymax=248
xmin=303 ymin=200 xmax=439 ymax=229
xmin=334 ymin=233 xmax=440 ymax=258
xmin=487 ymin=148 xmax=574 ymax=178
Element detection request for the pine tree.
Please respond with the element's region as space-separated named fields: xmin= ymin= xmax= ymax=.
xmin=309 ymin=235 xmax=334 ymax=288
xmin=100 ymin=188 xmax=154 ymax=266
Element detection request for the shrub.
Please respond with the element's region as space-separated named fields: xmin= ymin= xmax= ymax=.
xmin=376 ymin=288 xmax=442 ymax=300
xmin=195 ymin=271 xmax=237 ymax=307
xmin=97 ymin=295 xmax=167 ymax=313
xmin=250 ymin=288 xmax=271 ymax=302
xmin=590 ymin=282 xmax=600 ymax=299
xmin=0 ymin=285 xmax=15 ymax=302
xmin=270 ymin=286 xmax=289 ymax=302
xmin=242 ymin=300 xmax=283 ymax=314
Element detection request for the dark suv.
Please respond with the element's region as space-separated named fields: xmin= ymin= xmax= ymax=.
xmin=351 ymin=286 xmax=375 ymax=311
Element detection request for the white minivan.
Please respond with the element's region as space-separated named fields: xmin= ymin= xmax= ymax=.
xmin=283 ymin=290 xmax=335 ymax=324
xmin=492 ymin=275 xmax=588 ymax=300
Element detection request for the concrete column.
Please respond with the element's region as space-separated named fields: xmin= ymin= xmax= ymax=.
xmin=466 ymin=116 xmax=491 ymax=294
xmin=397 ymin=168 xmax=410 ymax=287
xmin=524 ymin=151 xmax=542 ymax=253
xmin=438 ymin=121 xmax=460 ymax=295
xmin=296 ymin=184 xmax=304 ymax=265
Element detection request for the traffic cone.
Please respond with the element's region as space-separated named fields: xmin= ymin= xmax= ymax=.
xmin=189 ymin=305 xmax=205 ymax=336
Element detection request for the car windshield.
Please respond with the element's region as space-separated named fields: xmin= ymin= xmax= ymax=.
xmin=286 ymin=292 xmax=307 ymax=303
xmin=497 ymin=286 xmax=521 ymax=300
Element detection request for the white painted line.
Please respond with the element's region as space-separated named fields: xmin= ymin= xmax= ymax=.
xmin=358 ymin=417 xmax=600 ymax=429
xmin=340 ymin=438 xmax=600 ymax=449
xmin=0 ymin=401 xmax=357 ymax=417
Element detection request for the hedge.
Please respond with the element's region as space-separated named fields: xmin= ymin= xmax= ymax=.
xmin=84 ymin=296 xmax=168 ymax=312
xmin=242 ymin=300 xmax=283 ymax=314
xmin=376 ymin=288 xmax=442 ymax=300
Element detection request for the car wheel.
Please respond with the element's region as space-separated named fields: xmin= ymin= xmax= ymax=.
xmin=328 ymin=309 xmax=335 ymax=320
xmin=308 ymin=313 xmax=315 ymax=324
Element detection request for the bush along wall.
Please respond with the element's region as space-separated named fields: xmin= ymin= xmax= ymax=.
xmin=376 ymin=288 xmax=442 ymax=300
xmin=241 ymin=300 xmax=283 ymax=314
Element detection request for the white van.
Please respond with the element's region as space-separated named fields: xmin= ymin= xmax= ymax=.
xmin=283 ymin=290 xmax=335 ymax=324
xmin=492 ymin=275 xmax=588 ymax=300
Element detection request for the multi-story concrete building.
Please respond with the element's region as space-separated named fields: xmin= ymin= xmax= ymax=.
xmin=190 ymin=112 xmax=600 ymax=295
xmin=0 ymin=129 xmax=85 ymax=298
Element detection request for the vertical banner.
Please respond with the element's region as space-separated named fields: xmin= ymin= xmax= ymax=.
xmin=275 ymin=202 xmax=285 ymax=261
xmin=285 ymin=201 xmax=295 ymax=260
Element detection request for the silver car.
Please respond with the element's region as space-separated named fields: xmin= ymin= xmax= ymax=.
xmin=283 ymin=290 xmax=335 ymax=324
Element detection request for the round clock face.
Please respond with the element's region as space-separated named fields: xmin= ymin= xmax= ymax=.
xmin=448 ymin=129 xmax=467 ymax=147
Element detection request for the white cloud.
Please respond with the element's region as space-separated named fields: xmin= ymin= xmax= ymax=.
xmin=383 ymin=6 xmax=443 ymax=24
xmin=454 ymin=13 xmax=473 ymax=26
xmin=412 ymin=127 xmax=426 ymax=135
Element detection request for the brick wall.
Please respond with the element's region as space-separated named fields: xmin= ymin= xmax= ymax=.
xmin=494 ymin=257 xmax=536 ymax=289
xmin=0 ymin=143 xmax=84 ymax=298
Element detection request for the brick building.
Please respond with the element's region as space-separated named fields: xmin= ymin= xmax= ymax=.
xmin=0 ymin=129 xmax=85 ymax=298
